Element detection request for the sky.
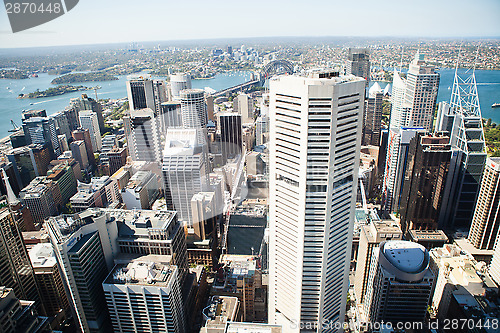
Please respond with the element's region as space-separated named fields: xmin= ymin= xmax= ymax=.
xmin=0 ymin=0 xmax=499 ymax=48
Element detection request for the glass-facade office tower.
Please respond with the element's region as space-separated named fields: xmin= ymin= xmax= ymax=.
xmin=399 ymin=132 xmax=451 ymax=234
xmin=268 ymin=71 xmax=365 ymax=330
xmin=436 ymin=68 xmax=487 ymax=229
xmin=345 ymin=48 xmax=370 ymax=81
xmin=219 ymin=113 xmax=243 ymax=164
xmin=123 ymin=108 xmax=161 ymax=163
xmin=126 ymin=77 xmax=167 ymax=116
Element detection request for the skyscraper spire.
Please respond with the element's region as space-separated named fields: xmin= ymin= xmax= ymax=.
xmin=2 ymin=169 xmax=19 ymax=206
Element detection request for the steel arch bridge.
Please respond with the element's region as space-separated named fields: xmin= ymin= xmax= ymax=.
xmin=261 ymin=60 xmax=294 ymax=80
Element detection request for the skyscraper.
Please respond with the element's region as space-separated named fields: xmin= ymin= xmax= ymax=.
xmin=22 ymin=116 xmax=61 ymax=157
xmin=78 ymin=111 xmax=102 ymax=152
xmin=382 ymin=127 xmax=423 ymax=215
xmin=103 ymin=258 xmax=185 ymax=333
xmin=162 ymin=128 xmax=208 ymax=226
xmin=436 ymin=67 xmax=487 ymax=229
xmin=399 ymin=132 xmax=451 ymax=234
xmin=219 ymin=113 xmax=243 ymax=164
xmin=363 ymin=241 xmax=434 ymax=326
xmin=363 ymin=83 xmax=383 ymax=146
xmin=0 ymin=207 xmax=40 ymax=308
xmin=160 ymin=101 xmax=182 ymax=132
xmin=123 ymin=108 xmax=161 ymax=162
xmin=467 ymin=157 xmax=500 ymax=250
xmin=180 ymin=88 xmax=208 ymax=129
xmin=382 ymin=52 xmax=439 ymax=215
xmin=72 ymin=128 xmax=96 ymax=167
xmin=268 ymin=71 xmax=365 ymax=329
xmin=354 ymin=216 xmax=402 ymax=308
xmin=346 ymin=48 xmax=370 ymax=81
xmin=126 ymin=77 xmax=167 ymax=115
xmin=70 ymin=94 xmax=105 ymax=133
xmin=46 ymin=210 xmax=118 ymax=333
xmin=490 ymin=236 xmax=500 ymax=286
xmin=169 ymin=73 xmax=192 ymax=100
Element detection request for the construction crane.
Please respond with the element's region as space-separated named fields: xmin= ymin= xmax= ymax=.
xmin=8 ymin=120 xmax=20 ymax=133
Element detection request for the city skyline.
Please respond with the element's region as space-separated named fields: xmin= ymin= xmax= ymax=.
xmin=0 ymin=0 xmax=499 ymax=49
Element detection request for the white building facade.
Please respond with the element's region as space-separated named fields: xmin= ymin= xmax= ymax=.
xmin=268 ymin=72 xmax=365 ymax=331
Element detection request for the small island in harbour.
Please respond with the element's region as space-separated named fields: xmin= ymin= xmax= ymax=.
xmin=51 ymin=72 xmax=118 ymax=84
xmin=17 ymin=85 xmax=95 ymax=99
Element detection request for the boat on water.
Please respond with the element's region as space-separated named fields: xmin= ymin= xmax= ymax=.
xmin=493 ymin=103 xmax=500 ymax=108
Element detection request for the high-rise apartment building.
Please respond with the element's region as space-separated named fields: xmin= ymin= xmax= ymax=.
xmin=162 ymin=128 xmax=208 ymax=225
xmin=399 ymin=132 xmax=451 ymax=233
xmin=363 ymin=241 xmax=434 ymax=326
xmin=268 ymin=71 xmax=365 ymax=330
xmin=346 ymin=48 xmax=370 ymax=81
xmin=46 ymin=209 xmax=119 ymax=333
xmin=126 ymin=77 xmax=167 ymax=115
xmin=78 ymin=111 xmax=102 ymax=152
xmin=220 ymin=113 xmax=243 ymax=164
xmin=123 ymin=108 xmax=161 ymax=162
xmin=103 ymin=258 xmax=185 ymax=333
xmin=467 ymin=158 xmax=500 ymax=250
xmin=363 ymin=83 xmax=383 ymax=146
xmin=169 ymin=73 xmax=192 ymax=100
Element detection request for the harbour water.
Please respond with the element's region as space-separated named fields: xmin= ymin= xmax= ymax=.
xmin=372 ymin=68 xmax=500 ymax=124
xmin=0 ymin=70 xmax=253 ymax=138
xmin=0 ymin=68 xmax=499 ymax=138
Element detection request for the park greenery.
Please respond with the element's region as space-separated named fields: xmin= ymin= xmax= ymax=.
xmin=51 ymin=72 xmax=118 ymax=84
xmin=483 ymin=119 xmax=500 ymax=157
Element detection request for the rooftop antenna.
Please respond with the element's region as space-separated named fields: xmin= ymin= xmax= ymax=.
xmin=399 ymin=46 xmax=404 ymax=72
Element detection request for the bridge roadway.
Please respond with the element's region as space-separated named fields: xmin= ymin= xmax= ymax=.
xmin=211 ymin=79 xmax=260 ymax=97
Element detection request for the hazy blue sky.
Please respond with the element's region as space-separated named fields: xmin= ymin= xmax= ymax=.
xmin=0 ymin=0 xmax=499 ymax=48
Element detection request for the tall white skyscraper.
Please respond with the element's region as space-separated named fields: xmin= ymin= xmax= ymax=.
xmin=123 ymin=108 xmax=161 ymax=162
xmin=162 ymin=128 xmax=208 ymax=226
xmin=268 ymin=71 xmax=365 ymax=330
xmin=78 ymin=110 xmax=102 ymax=152
xmin=180 ymin=89 xmax=207 ymax=129
xmin=169 ymin=73 xmax=192 ymax=100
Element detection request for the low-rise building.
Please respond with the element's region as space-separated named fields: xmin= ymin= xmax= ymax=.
xmin=70 ymin=176 xmax=121 ymax=212
xmin=121 ymin=170 xmax=160 ymax=210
